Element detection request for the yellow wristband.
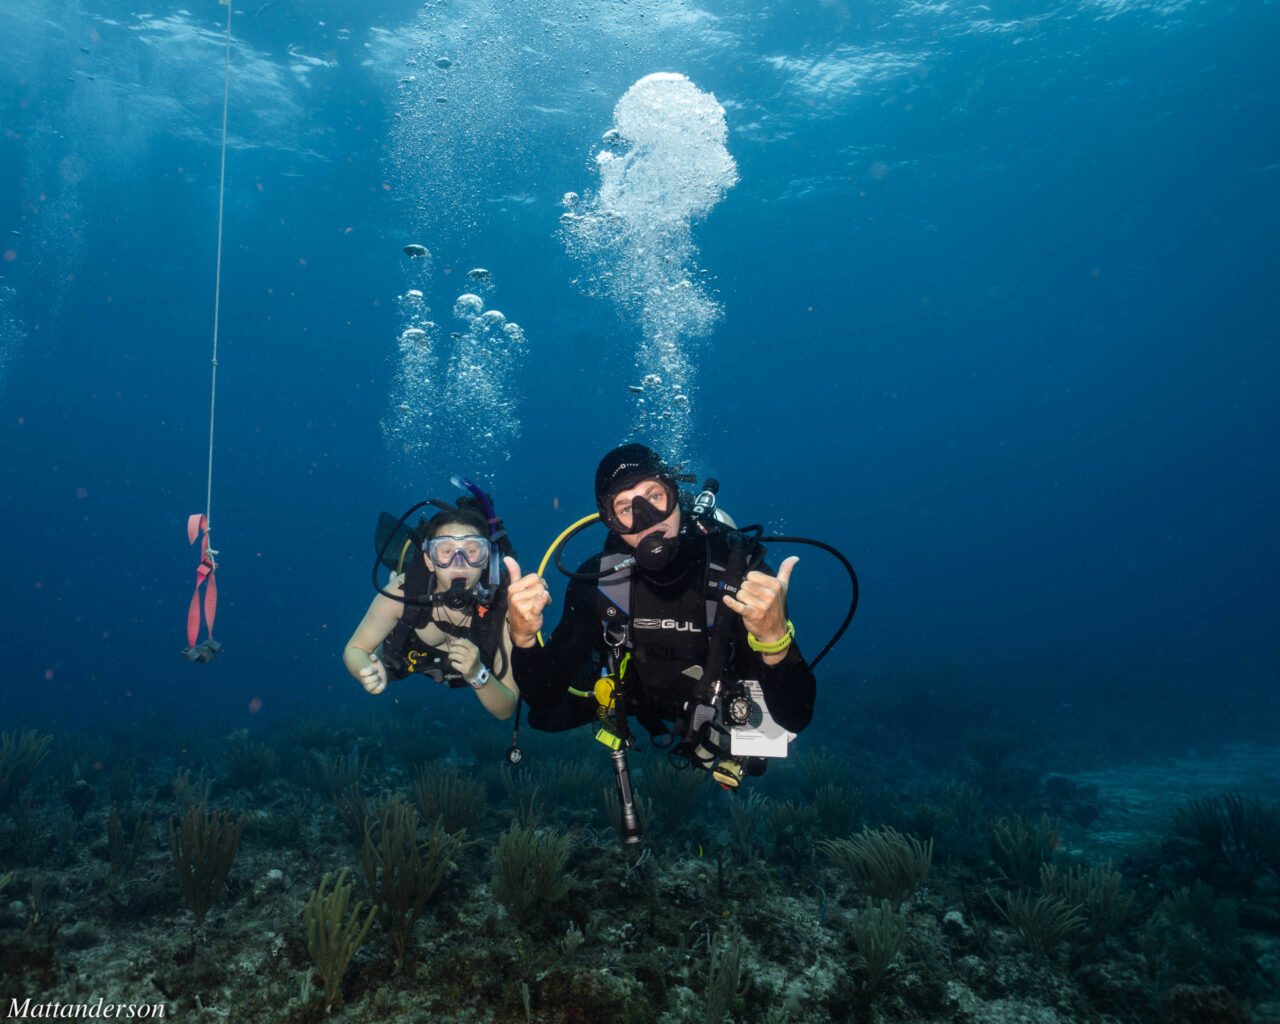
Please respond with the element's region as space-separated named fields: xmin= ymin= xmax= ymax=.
xmin=747 ymin=620 xmax=794 ymax=654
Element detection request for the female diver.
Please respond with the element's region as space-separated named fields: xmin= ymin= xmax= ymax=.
xmin=342 ymin=499 xmax=519 ymax=720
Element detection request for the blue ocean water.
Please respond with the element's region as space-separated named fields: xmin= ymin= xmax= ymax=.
xmin=1 ymin=0 xmax=1276 ymax=748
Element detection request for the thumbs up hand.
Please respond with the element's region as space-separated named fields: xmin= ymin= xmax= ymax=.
xmin=505 ymin=556 xmax=551 ymax=648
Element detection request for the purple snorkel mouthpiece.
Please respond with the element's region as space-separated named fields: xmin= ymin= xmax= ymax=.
xmin=452 ymin=475 xmax=497 ymax=532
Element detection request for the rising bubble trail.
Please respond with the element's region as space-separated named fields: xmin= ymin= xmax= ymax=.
xmin=560 ymin=72 xmax=738 ymax=458
xmin=384 ymin=252 xmax=527 ymax=470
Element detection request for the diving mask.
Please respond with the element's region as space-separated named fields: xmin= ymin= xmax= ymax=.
xmin=602 ymin=479 xmax=678 ymax=534
xmin=425 ymin=534 xmax=490 ymax=569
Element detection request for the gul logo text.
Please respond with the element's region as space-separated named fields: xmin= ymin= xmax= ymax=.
xmin=633 ymin=619 xmax=701 ymax=632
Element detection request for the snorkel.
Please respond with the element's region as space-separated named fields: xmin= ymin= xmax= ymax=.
xmin=452 ymin=475 xmax=503 ymax=598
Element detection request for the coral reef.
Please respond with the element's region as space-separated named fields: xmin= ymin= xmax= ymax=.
xmin=0 ymin=704 xmax=1275 ymax=1024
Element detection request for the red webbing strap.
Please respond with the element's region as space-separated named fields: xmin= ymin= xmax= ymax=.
xmin=186 ymin=513 xmax=218 ymax=647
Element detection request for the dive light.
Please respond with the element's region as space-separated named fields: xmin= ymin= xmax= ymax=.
xmin=610 ymin=748 xmax=643 ymax=844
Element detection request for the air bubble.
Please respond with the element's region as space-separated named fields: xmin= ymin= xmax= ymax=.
xmin=453 ymin=293 xmax=484 ymax=318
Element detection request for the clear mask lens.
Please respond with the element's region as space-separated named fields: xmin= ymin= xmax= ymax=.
xmin=426 ymin=535 xmax=490 ymax=568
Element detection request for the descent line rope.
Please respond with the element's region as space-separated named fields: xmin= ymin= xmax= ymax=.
xmin=183 ymin=0 xmax=232 ymax=663
xmin=208 ymin=0 xmax=232 ymax=523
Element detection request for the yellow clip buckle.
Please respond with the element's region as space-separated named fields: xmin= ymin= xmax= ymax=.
xmin=594 ymin=728 xmax=623 ymax=750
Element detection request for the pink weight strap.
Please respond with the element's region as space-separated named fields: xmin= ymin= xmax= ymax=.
xmin=186 ymin=513 xmax=218 ymax=648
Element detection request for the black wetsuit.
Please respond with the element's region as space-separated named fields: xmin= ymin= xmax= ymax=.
xmin=512 ymin=533 xmax=816 ymax=737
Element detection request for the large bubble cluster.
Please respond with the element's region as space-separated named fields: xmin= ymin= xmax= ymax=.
xmin=384 ymin=264 xmax=526 ymax=469
xmin=560 ymin=73 xmax=738 ymax=458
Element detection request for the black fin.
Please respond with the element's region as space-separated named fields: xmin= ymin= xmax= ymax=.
xmin=375 ymin=511 xmax=421 ymax=573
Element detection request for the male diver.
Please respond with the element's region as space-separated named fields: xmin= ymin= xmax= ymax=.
xmin=504 ymin=443 xmax=816 ymax=787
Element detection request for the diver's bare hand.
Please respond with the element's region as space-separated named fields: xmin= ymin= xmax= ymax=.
xmin=358 ymin=652 xmax=388 ymax=695
xmin=505 ymin=556 xmax=551 ymax=648
xmin=722 ymin=556 xmax=798 ymax=647
xmin=446 ymin=637 xmax=482 ymax=681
